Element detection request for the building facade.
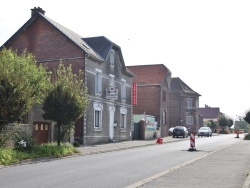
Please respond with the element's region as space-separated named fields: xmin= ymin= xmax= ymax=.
xmin=127 ymin=64 xmax=172 ymax=137
xmin=1 ymin=7 xmax=134 ymax=145
xmin=169 ymin=77 xmax=201 ymax=132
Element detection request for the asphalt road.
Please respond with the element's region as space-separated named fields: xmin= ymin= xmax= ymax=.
xmin=0 ymin=134 xmax=249 ymax=188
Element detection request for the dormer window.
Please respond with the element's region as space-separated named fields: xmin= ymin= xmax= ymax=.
xmin=110 ymin=49 xmax=115 ymax=65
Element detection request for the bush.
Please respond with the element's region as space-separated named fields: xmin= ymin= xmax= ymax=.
xmin=73 ymin=141 xmax=80 ymax=147
xmin=218 ymin=129 xmax=231 ymax=134
xmin=244 ymin=133 xmax=250 ymax=140
xmin=14 ymin=131 xmax=36 ymax=152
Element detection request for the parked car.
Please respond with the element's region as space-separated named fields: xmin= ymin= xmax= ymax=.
xmin=198 ymin=127 xmax=212 ymax=137
xmin=169 ymin=127 xmax=175 ymax=136
xmin=172 ymin=126 xmax=188 ymax=138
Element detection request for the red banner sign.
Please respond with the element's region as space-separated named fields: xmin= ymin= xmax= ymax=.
xmin=132 ymin=83 xmax=137 ymax=105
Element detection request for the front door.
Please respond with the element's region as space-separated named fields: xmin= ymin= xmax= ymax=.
xmin=109 ymin=106 xmax=115 ymax=140
xmin=33 ymin=122 xmax=49 ymax=144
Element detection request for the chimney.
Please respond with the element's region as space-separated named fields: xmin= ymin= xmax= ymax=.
xmin=31 ymin=7 xmax=45 ymax=17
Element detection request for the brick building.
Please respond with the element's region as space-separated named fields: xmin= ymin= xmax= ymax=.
xmin=169 ymin=77 xmax=201 ymax=132
xmin=1 ymin=7 xmax=134 ymax=145
xmin=127 ymin=64 xmax=172 ymax=137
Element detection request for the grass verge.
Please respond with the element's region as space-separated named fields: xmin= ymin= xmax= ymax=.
xmin=0 ymin=142 xmax=80 ymax=166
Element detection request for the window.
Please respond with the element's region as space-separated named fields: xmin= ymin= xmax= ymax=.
xmin=186 ymin=113 xmax=193 ymax=125
xmin=95 ymin=69 xmax=102 ymax=94
xmin=120 ymin=114 xmax=125 ymax=129
xmin=94 ymin=102 xmax=103 ymax=128
xmin=162 ymin=90 xmax=166 ymax=102
xmin=121 ymin=79 xmax=126 ymax=100
xmin=120 ymin=107 xmax=127 ymax=129
xmin=187 ymin=98 xmax=192 ymax=109
xmin=196 ymin=99 xmax=199 ymax=108
xmin=110 ymin=49 xmax=115 ymax=65
xmin=95 ymin=110 xmax=101 ymax=128
xmin=162 ymin=110 xmax=166 ymax=124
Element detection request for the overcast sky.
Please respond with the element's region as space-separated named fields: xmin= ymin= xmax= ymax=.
xmin=1 ymin=0 xmax=250 ymax=120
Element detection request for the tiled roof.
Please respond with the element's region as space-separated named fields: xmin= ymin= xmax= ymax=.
xmin=1 ymin=12 xmax=104 ymax=62
xmin=170 ymin=77 xmax=201 ymax=96
xmin=198 ymin=107 xmax=220 ymax=119
xmin=127 ymin=64 xmax=171 ymax=84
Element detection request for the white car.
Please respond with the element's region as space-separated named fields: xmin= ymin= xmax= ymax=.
xmin=198 ymin=127 xmax=212 ymax=137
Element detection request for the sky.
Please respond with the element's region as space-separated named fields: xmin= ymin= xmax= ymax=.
xmin=1 ymin=0 xmax=250 ymax=120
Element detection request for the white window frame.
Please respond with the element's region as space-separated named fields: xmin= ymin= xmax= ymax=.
xmin=187 ymin=98 xmax=192 ymax=109
xmin=186 ymin=113 xmax=193 ymax=125
xmin=120 ymin=107 xmax=127 ymax=129
xmin=94 ymin=102 xmax=103 ymax=128
xmin=121 ymin=79 xmax=126 ymax=100
xmin=95 ymin=69 xmax=102 ymax=94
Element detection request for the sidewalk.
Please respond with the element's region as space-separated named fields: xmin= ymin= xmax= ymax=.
xmin=77 ymin=136 xmax=186 ymax=155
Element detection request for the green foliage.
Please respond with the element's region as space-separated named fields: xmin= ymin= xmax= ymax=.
xmin=0 ymin=48 xmax=50 ymax=124
xmin=207 ymin=120 xmax=217 ymax=129
xmin=61 ymin=122 xmax=75 ymax=142
xmin=42 ymin=63 xmax=88 ymax=124
xmin=218 ymin=114 xmax=232 ymax=129
xmin=42 ymin=63 xmax=88 ymax=146
xmin=14 ymin=130 xmax=36 ymax=152
xmin=0 ymin=123 xmax=20 ymax=147
xmin=73 ymin=141 xmax=80 ymax=147
xmin=228 ymin=118 xmax=233 ymax=128
xmin=244 ymin=133 xmax=250 ymax=140
xmin=0 ymin=142 xmax=79 ymax=165
xmin=244 ymin=110 xmax=250 ymax=124
xmin=218 ymin=115 xmax=228 ymax=128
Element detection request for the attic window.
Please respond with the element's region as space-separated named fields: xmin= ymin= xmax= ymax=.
xmin=110 ymin=50 xmax=115 ymax=65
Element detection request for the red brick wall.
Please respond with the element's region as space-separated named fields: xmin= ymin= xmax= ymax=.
xmin=133 ymin=85 xmax=161 ymax=124
xmin=5 ymin=16 xmax=86 ymax=141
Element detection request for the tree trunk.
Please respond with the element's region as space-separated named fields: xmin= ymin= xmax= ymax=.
xmin=57 ymin=123 xmax=61 ymax=146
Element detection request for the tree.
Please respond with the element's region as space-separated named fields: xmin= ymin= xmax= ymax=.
xmin=218 ymin=114 xmax=228 ymax=130
xmin=228 ymin=118 xmax=234 ymax=128
xmin=244 ymin=110 xmax=250 ymax=124
xmin=42 ymin=63 xmax=88 ymax=146
xmin=0 ymin=48 xmax=49 ymax=146
xmin=207 ymin=120 xmax=217 ymax=130
xmin=0 ymin=48 xmax=49 ymax=124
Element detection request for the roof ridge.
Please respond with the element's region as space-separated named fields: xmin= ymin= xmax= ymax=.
xmin=40 ymin=13 xmax=104 ymax=61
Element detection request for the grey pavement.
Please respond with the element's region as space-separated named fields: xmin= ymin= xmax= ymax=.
xmin=77 ymin=136 xmax=186 ymax=156
xmin=77 ymin=135 xmax=250 ymax=188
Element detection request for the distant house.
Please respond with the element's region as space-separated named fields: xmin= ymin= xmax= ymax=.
xmin=1 ymin=7 xmax=134 ymax=145
xmin=169 ymin=77 xmax=202 ymax=132
xmin=127 ymin=64 xmax=172 ymax=137
xmin=197 ymin=105 xmax=221 ymax=130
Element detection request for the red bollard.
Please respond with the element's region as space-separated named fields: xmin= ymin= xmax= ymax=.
xmin=188 ymin=131 xmax=196 ymax=151
xmin=156 ymin=138 xmax=163 ymax=144
xmin=236 ymin=130 xmax=240 ymax=138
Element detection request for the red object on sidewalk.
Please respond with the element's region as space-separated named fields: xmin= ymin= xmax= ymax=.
xmin=188 ymin=131 xmax=196 ymax=151
xmin=156 ymin=138 xmax=163 ymax=144
xmin=236 ymin=130 xmax=240 ymax=138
